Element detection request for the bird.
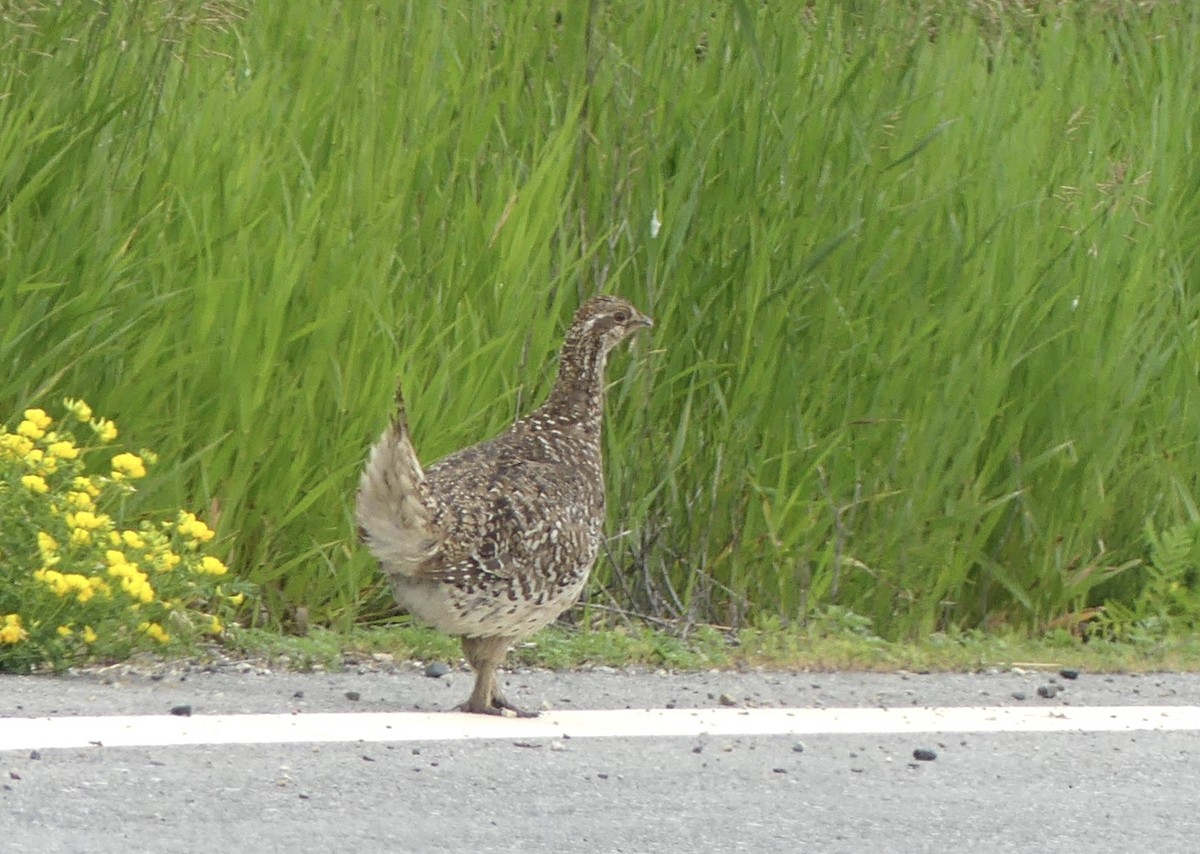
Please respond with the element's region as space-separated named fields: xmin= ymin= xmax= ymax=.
xmin=356 ymin=295 xmax=652 ymax=716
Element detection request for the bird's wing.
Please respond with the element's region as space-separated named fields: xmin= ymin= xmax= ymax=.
xmin=356 ymin=385 xmax=441 ymax=576
xmin=415 ymin=455 xmax=597 ymax=586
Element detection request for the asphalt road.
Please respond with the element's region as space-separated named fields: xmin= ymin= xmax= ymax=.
xmin=3 ymin=665 xmax=1199 ymax=853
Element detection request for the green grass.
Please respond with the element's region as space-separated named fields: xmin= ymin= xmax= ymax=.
xmin=4 ymin=1 xmax=1200 ymax=642
xmin=219 ymin=621 xmax=1200 ymax=675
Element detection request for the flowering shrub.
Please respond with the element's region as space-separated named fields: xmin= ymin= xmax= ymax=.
xmin=0 ymin=399 xmax=250 ymax=671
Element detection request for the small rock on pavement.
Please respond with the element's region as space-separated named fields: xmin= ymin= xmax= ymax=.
xmin=912 ymin=748 xmax=938 ymax=762
xmin=169 ymin=705 xmax=192 ymax=717
xmin=344 ymin=691 xmax=361 ymax=701
xmin=1037 ymin=684 xmax=1059 ymax=699
xmin=1059 ymin=668 xmax=1080 ymax=680
xmin=717 ymin=693 xmax=738 ymax=707
xmin=1011 ymin=692 xmax=1026 ymax=701
xmin=424 ymin=662 xmax=451 ymax=678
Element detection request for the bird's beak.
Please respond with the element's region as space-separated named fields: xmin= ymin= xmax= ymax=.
xmin=635 ymin=312 xmax=653 ymax=329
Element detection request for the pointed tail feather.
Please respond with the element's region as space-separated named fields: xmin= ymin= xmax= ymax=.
xmin=356 ymin=384 xmax=440 ymax=575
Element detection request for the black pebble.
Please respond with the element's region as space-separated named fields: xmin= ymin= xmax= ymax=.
xmin=912 ymin=748 xmax=937 ymax=761
xmin=169 ymin=705 xmax=192 ymax=717
xmin=424 ymin=662 xmax=451 ymax=678
xmin=293 ymin=690 xmax=305 ymax=699
xmin=28 ymin=750 xmax=40 ymax=760
xmin=1011 ymin=691 xmax=1026 ymax=701
xmin=1037 ymin=684 xmax=1059 ymax=699
xmin=1059 ymin=669 xmax=1079 ymax=680
xmin=345 ymin=691 xmax=361 ymax=701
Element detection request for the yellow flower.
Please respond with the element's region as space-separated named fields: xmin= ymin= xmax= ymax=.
xmin=66 ymin=510 xmax=108 ymax=544
xmin=227 ymin=592 xmax=245 ymax=606
xmin=124 ymin=576 xmax=154 ymax=603
xmin=82 ymin=625 xmax=97 ymax=644
xmin=37 ymin=531 xmax=59 ymax=564
xmin=63 ymin=574 xmax=90 ymax=591
xmin=17 ymin=421 xmax=44 ymax=440
xmin=16 ymin=409 xmax=52 ymax=441
xmin=208 ymin=615 xmax=224 ymax=634
xmin=57 ymin=625 xmax=73 ymax=638
xmin=67 ymin=510 xmax=109 ymax=530
xmin=63 ymin=398 xmax=93 ymax=422
xmin=139 ymin=622 xmax=170 ymax=643
xmin=20 ymin=474 xmax=49 ymax=494
xmin=41 ymin=571 xmax=63 ymax=594
xmin=111 ymin=452 xmax=147 ymax=480
xmin=34 ymin=567 xmax=57 ymax=583
xmin=121 ymin=530 xmax=145 ymax=549
xmin=47 ymin=439 xmax=80 ymax=460
xmin=35 ymin=569 xmax=94 ymax=599
xmin=177 ymin=512 xmax=215 ymax=544
xmin=0 ymin=614 xmax=27 ymax=644
xmin=72 ymin=476 xmax=100 ymax=498
xmin=66 ymin=490 xmax=94 ymax=509
xmin=155 ymin=550 xmax=182 ymax=571
xmin=23 ymin=448 xmax=44 ymax=467
xmin=91 ymin=418 xmax=118 ymax=443
xmin=0 ymin=433 xmax=34 ymax=459
xmin=105 ymin=549 xmax=128 ymax=566
xmin=199 ymin=555 xmax=228 ymax=576
xmin=109 ymin=562 xmax=153 ymax=602
xmin=24 ymin=408 xmax=52 ymax=430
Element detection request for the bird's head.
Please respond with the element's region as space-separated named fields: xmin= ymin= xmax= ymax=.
xmin=543 ymin=295 xmax=653 ymax=423
xmin=570 ymin=295 xmax=653 ymax=355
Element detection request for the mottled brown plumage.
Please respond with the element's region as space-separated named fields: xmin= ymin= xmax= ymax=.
xmin=356 ymin=295 xmax=652 ymax=716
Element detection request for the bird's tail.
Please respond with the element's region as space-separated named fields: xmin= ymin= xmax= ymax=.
xmin=356 ymin=383 xmax=439 ymax=576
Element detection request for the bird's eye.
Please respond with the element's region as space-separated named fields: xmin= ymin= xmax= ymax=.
xmin=614 ymin=311 xmax=629 ymax=323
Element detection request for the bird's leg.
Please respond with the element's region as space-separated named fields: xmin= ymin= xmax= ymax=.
xmin=459 ymin=635 xmax=538 ymax=718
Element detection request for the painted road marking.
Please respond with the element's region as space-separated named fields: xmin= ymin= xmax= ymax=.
xmin=0 ymin=705 xmax=1197 ymax=751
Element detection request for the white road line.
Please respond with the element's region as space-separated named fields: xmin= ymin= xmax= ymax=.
xmin=1 ymin=705 xmax=1198 ymax=752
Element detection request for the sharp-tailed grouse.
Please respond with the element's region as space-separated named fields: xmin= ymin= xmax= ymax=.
xmin=356 ymin=295 xmax=652 ymax=716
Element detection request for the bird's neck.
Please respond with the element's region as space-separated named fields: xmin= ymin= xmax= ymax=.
xmin=541 ymin=332 xmax=609 ymax=432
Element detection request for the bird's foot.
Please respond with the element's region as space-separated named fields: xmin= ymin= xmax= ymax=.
xmin=458 ymin=695 xmax=539 ymax=718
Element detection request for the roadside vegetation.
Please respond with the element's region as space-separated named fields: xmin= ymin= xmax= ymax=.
xmin=0 ymin=401 xmax=250 ymax=670
xmin=3 ymin=1 xmax=1200 ymax=669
